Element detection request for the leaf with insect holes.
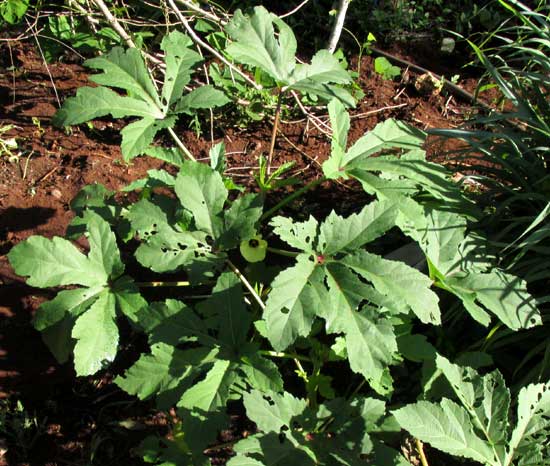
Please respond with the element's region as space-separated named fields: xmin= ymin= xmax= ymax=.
xmin=341 ymin=250 xmax=441 ymax=325
xmin=71 ymin=290 xmax=118 ymax=376
xmin=264 ymin=254 xmax=328 ymax=351
xmin=175 ymin=161 xmax=228 ymax=237
xmin=160 ymin=30 xmax=202 ymax=108
xmin=322 ymin=263 xmax=398 ymax=395
xmin=229 ymin=391 xmax=409 ymax=466
xmin=135 ymin=224 xmax=224 ymax=283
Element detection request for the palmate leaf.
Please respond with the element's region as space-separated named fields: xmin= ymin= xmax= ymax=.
xmin=51 ymin=86 xmax=163 ymax=126
xmin=225 ymin=7 xmax=354 ymax=105
xmin=53 ymin=31 xmax=228 ymax=160
xmin=115 ymin=343 xmax=215 ymax=401
xmin=506 ymin=381 xmax=550 ymax=465
xmin=174 ymin=85 xmax=230 ymax=114
xmin=8 ymin=235 xmax=106 ymax=288
xmin=393 ymin=399 xmax=497 ymax=464
xmin=178 ymin=359 xmax=238 ymax=411
xmin=266 ymin=201 xmax=440 ymax=394
xmin=71 ymin=290 xmax=118 ymax=376
xmin=270 ymin=216 xmax=319 ymax=252
xmin=85 ymin=46 xmax=160 ymax=107
xmin=9 ymin=213 xmax=147 ymax=376
xmin=226 ymin=6 xmax=297 ymax=82
xmin=218 ymin=193 xmax=263 ymax=250
xmin=160 ymin=30 xmax=201 ymax=108
xmin=394 ymin=355 xmax=550 ymax=466
xmin=445 ymin=270 xmax=541 ymax=330
xmin=231 ymin=391 xmax=408 ymax=466
xmin=341 ymin=250 xmax=441 ymax=325
xmin=264 ymin=254 xmax=327 ymax=351
xmin=175 ymin=161 xmax=228 ymax=237
xmin=135 ymin=224 xmax=224 ymax=283
xmin=318 ymin=201 xmax=398 ymax=255
xmin=436 ymin=355 xmax=510 ymax=447
xmin=323 ymin=263 xmax=398 ymax=395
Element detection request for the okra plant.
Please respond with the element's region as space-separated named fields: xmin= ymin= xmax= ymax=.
xmin=8 ymin=6 xmax=549 ymax=464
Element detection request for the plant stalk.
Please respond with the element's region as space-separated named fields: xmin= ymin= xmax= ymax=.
xmin=267 ymin=90 xmax=283 ymax=176
xmin=136 ymin=280 xmax=191 ymax=287
xmin=226 ymin=259 xmax=265 ymax=310
xmin=260 ymin=350 xmax=311 ymax=362
xmin=267 ymin=247 xmax=299 ymax=258
xmin=167 ymin=127 xmax=196 ymax=162
xmin=261 ymin=177 xmax=325 ymax=221
xmin=415 ymin=438 xmax=430 ymax=466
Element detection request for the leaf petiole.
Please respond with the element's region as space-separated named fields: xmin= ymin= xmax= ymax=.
xmin=261 ymin=176 xmax=325 ymax=221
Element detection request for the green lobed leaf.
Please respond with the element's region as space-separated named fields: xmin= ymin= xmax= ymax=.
xmin=178 ymin=359 xmax=237 ymax=411
xmin=111 ymin=275 xmax=147 ymax=323
xmin=392 ymin=399 xmax=496 ymax=464
xmin=135 ymin=225 xmax=223 ymax=282
xmin=115 ymin=342 xmax=214 ymax=401
xmin=52 ymin=86 xmax=163 ymax=127
xmin=436 ymin=355 xmax=510 ymax=449
xmin=160 ymin=30 xmax=202 ymax=108
xmin=289 ymin=50 xmax=355 ymax=106
xmin=343 ymin=120 xmax=425 ymax=167
xmin=218 ymin=194 xmax=263 ymax=250
xmin=175 ymin=161 xmax=228 ymax=237
xmin=206 ymin=271 xmax=251 ymax=350
xmin=87 ymin=211 xmax=125 ymax=279
xmin=120 ymin=116 xmax=176 ymax=160
xmin=8 ymin=235 xmax=107 ymax=288
xmin=240 ymin=352 xmax=283 ymax=393
xmin=318 ymin=201 xmax=398 ymax=256
xmin=506 ymin=381 xmax=550 ymax=465
xmin=173 ymin=85 xmax=230 ymax=114
xmin=322 ymin=263 xmax=398 ymax=395
xmin=71 ymin=290 xmax=119 ymax=376
xmin=341 ymin=250 xmax=441 ymax=324
xmin=446 ymin=269 xmax=541 ymax=330
xmin=243 ymin=390 xmax=307 ymax=433
xmin=270 ymin=215 xmax=319 ymax=252
xmin=226 ymin=6 xmax=296 ymax=83
xmin=323 ymin=99 xmax=350 ymax=179
xmin=127 ymin=198 xmax=169 ymax=238
xmin=264 ymin=254 xmax=327 ymax=351
xmin=85 ymin=46 xmax=161 ymax=108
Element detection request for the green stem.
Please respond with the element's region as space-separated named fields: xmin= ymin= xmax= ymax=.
xmin=267 ymin=247 xmax=299 ymax=258
xmin=260 ymin=350 xmax=312 ymax=362
xmin=261 ymin=177 xmax=325 ymax=221
xmin=136 ymin=280 xmax=191 ymax=287
xmin=226 ymin=259 xmax=265 ymax=310
xmin=167 ymin=127 xmax=196 ymax=162
xmin=267 ymin=89 xmax=283 ymax=176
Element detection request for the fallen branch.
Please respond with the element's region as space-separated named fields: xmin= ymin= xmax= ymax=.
xmin=327 ymin=0 xmax=351 ymax=54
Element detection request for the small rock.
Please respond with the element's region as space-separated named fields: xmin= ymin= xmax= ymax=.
xmin=51 ymin=188 xmax=63 ymax=199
